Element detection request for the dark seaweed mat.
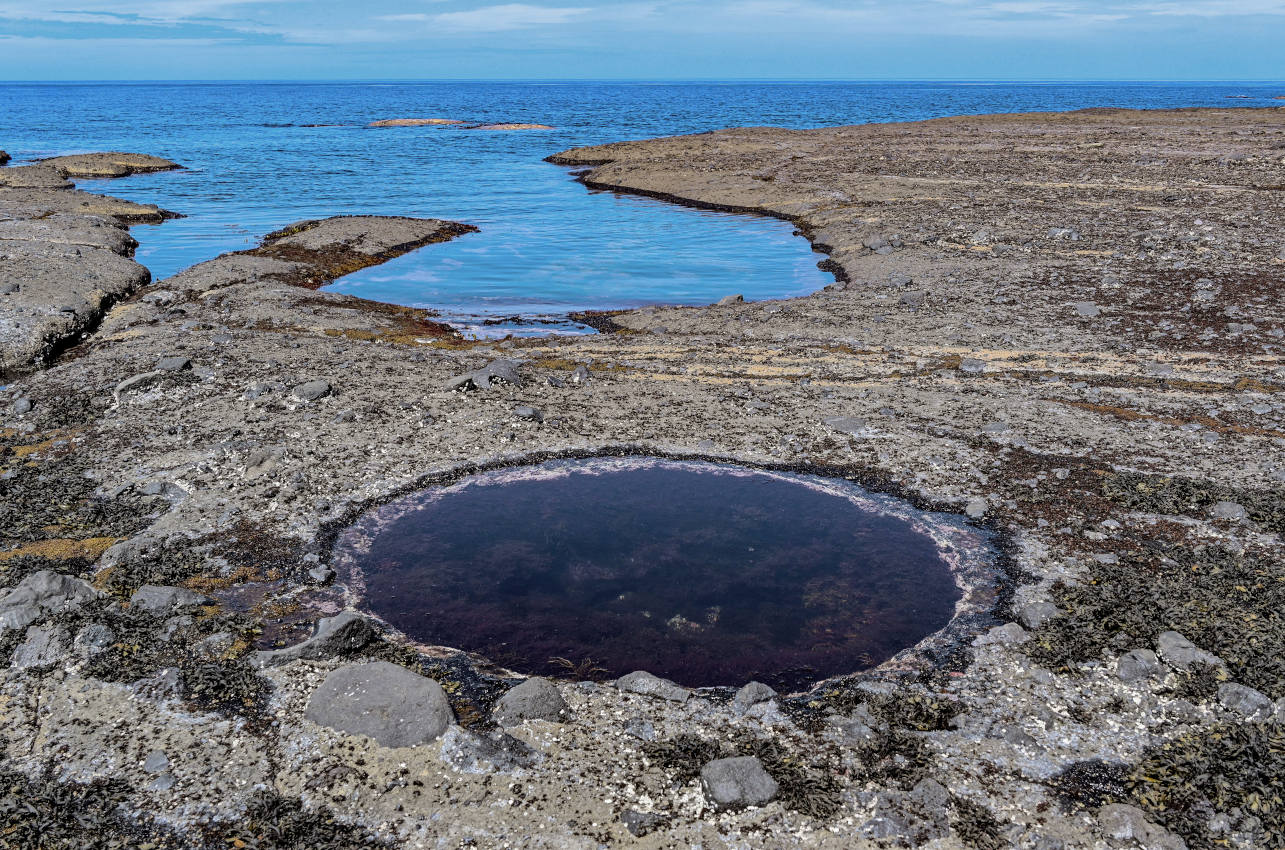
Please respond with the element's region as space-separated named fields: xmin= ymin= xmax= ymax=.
xmin=1029 ymin=544 xmax=1285 ymax=699
xmin=1130 ymin=723 xmax=1284 ymax=849
xmin=217 ymin=792 xmax=389 ymax=850
xmin=0 ymin=769 xmax=175 ymax=850
xmin=1104 ymin=471 xmax=1285 ymax=535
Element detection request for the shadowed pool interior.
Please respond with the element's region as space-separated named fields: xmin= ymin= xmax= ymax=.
xmin=335 ymin=458 xmax=989 ymax=691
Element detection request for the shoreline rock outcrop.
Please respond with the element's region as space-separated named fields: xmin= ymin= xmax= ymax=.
xmin=2 ymin=108 xmax=1283 ymax=848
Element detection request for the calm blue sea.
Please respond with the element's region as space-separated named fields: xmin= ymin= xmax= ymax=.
xmin=1 ymin=81 xmax=1281 ymax=335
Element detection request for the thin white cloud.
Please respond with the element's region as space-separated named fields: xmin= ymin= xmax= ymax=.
xmin=430 ymin=3 xmax=591 ymax=31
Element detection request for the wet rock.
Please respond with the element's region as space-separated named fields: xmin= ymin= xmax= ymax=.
xmin=1115 ymin=649 xmax=1162 ymax=683
xmin=11 ymin=625 xmax=68 ymax=668
xmin=254 ymin=611 xmax=376 ymax=668
xmin=731 ymin=681 xmax=777 ymax=714
xmin=447 ymin=359 xmax=523 ymax=392
xmin=0 ymin=570 xmax=101 ymax=632
xmin=156 ymin=355 xmax=191 ymax=371
xmin=305 ymin=661 xmax=454 ymax=748
xmin=1016 ymin=601 xmax=1061 ymax=630
xmin=700 ymin=756 xmax=779 ymax=810
xmin=616 ymin=670 xmax=691 ymax=703
xmin=439 ymin=727 xmax=540 ymax=773
xmin=129 ymin=584 xmax=212 ymax=614
xmin=716 ymin=294 xmax=744 ymax=306
xmin=292 ymin=379 xmax=331 ymax=401
xmin=1156 ymin=630 xmax=1225 ymax=670
xmin=493 ymin=676 xmax=568 ymax=726
xmin=1217 ymin=682 xmax=1273 ymax=719
xmin=973 ymin=622 xmax=1029 ymax=646
xmin=619 ymin=810 xmax=667 ymax=837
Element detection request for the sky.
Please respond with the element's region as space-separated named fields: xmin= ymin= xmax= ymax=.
xmin=0 ymin=0 xmax=1283 ymax=80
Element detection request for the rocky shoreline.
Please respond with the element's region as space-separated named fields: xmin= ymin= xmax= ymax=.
xmin=2 ymin=107 xmax=1283 ymax=849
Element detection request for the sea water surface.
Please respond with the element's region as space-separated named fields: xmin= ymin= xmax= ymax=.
xmin=1 ymin=81 xmax=1280 ymax=335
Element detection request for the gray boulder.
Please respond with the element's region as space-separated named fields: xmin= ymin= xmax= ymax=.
xmin=972 ymin=622 xmax=1028 ymax=647
xmin=616 ymin=670 xmax=691 ymax=703
xmin=700 ymin=756 xmax=779 ymax=810
xmin=129 ymin=584 xmax=212 ymax=614
xmin=1016 ymin=601 xmax=1061 ymax=630
xmin=254 ymin=611 xmax=376 ymax=668
xmin=0 ymin=570 xmax=100 ymax=632
xmin=292 ymin=379 xmax=331 ymax=401
xmin=731 ymin=681 xmax=777 ymax=714
xmin=965 ymin=496 xmax=988 ymax=518
xmin=447 ymin=359 xmax=523 ymax=392
xmin=305 ymin=661 xmax=454 ymax=748
xmin=1156 ymin=631 xmax=1224 ymax=670
xmin=493 ymin=677 xmax=568 ymax=726
xmin=1210 ymin=501 xmax=1247 ymax=521
xmin=1217 ymin=683 xmax=1273 ymax=719
xmin=1098 ymin=803 xmax=1187 ymax=849
xmin=1116 ymin=649 xmax=1162 ymax=683
xmin=716 ymin=294 xmax=744 ymax=306
xmin=156 ymin=356 xmax=191 ymax=371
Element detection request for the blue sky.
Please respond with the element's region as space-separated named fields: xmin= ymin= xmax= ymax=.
xmin=0 ymin=0 xmax=1282 ymax=80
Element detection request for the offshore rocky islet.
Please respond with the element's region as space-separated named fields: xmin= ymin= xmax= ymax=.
xmin=1 ymin=106 xmax=1284 ymax=848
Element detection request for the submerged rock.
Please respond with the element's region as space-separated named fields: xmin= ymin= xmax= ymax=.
xmin=305 ymin=661 xmax=454 ymax=748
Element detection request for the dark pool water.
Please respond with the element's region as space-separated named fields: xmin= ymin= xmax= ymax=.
xmin=335 ymin=458 xmax=989 ymax=690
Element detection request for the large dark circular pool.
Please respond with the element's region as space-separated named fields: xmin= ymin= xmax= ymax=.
xmin=332 ymin=457 xmax=991 ymax=691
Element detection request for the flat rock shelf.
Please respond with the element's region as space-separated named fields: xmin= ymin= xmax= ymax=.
xmin=332 ymin=457 xmax=995 ymax=691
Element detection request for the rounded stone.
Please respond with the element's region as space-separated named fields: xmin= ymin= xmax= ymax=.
xmin=305 ymin=661 xmax=454 ymax=748
xmin=493 ymin=677 xmax=568 ymax=726
xmin=700 ymin=756 xmax=779 ymax=810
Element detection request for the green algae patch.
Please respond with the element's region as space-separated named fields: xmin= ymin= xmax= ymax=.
xmin=1029 ymin=544 xmax=1285 ymax=699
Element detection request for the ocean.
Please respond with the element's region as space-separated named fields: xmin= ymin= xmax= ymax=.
xmin=2 ymin=80 xmax=1280 ymax=335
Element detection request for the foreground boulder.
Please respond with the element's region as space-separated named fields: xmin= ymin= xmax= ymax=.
xmin=700 ymin=756 xmax=779 ymax=810
xmin=305 ymin=661 xmax=454 ymax=748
